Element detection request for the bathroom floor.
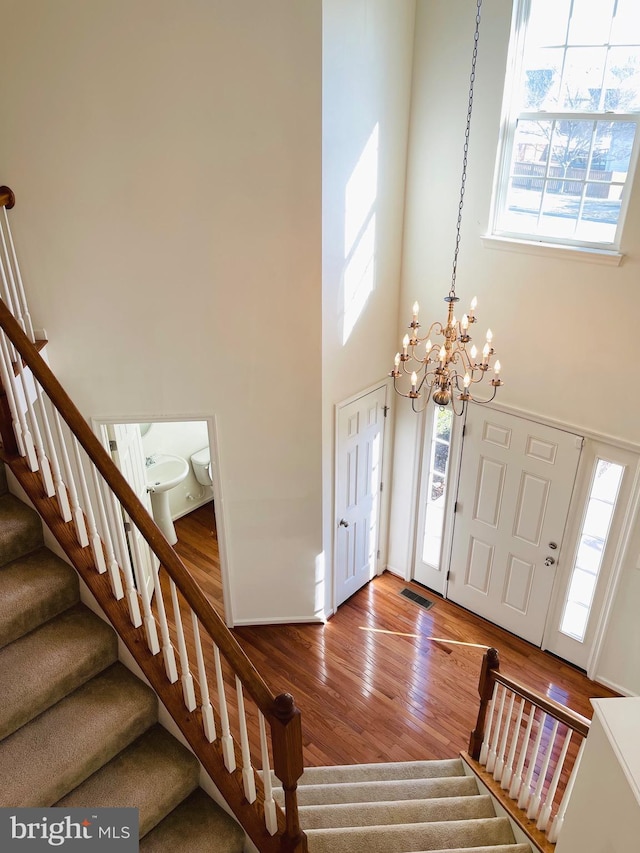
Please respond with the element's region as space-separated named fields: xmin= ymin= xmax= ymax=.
xmin=172 ymin=501 xmax=224 ymax=618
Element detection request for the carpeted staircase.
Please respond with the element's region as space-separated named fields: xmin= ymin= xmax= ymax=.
xmin=0 ymin=460 xmax=534 ymax=853
xmin=0 ymin=463 xmax=245 ymax=852
xmin=271 ymin=755 xmax=532 ymax=852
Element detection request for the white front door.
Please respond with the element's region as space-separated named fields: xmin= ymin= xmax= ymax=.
xmin=335 ymin=385 xmax=387 ymax=608
xmin=447 ymin=408 xmax=583 ymax=645
xmin=107 ymin=422 xmax=157 ymax=599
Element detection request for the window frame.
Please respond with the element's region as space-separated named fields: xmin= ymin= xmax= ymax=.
xmin=489 ymin=0 xmax=640 ymax=253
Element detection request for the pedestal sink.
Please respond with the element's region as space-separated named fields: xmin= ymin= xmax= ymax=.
xmin=145 ymin=454 xmax=189 ymax=545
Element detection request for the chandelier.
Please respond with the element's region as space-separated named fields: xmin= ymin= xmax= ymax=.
xmin=390 ymin=0 xmax=502 ymax=416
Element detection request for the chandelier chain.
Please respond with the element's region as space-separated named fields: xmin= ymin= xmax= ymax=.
xmin=450 ymin=0 xmax=483 ymax=300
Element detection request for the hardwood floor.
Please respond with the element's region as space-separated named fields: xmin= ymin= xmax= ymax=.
xmin=173 ymin=504 xmax=618 ymax=769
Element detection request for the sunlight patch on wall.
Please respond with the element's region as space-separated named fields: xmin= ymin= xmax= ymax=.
xmin=342 ymin=123 xmax=379 ymax=345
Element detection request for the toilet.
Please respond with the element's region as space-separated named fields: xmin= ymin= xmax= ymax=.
xmin=190 ymin=446 xmax=213 ymax=486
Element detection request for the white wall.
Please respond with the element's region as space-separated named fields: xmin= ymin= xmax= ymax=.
xmin=556 ymin=698 xmax=640 ymax=853
xmin=389 ymin=0 xmax=640 ymax=691
xmin=1 ymin=0 xmax=323 ymax=625
xmin=322 ymin=0 xmax=416 ymax=615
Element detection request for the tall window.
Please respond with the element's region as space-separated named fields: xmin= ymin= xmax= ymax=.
xmin=491 ymin=0 xmax=640 ymax=249
xmin=421 ymin=408 xmax=453 ymax=569
xmin=560 ymin=458 xmax=624 ymax=642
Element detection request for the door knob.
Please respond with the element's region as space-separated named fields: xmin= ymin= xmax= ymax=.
xmin=339 ymin=518 xmax=349 ymax=528
xmin=549 ymin=542 xmax=558 ymax=550
xmin=544 ymin=556 xmax=555 ymax=566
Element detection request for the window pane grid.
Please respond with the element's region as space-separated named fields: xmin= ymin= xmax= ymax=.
xmin=493 ymin=0 xmax=640 ymax=248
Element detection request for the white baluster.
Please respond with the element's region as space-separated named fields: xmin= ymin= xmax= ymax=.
xmin=71 ymin=437 xmax=106 ymax=573
xmin=2 ymin=208 xmax=35 ymax=340
xmin=191 ymin=613 xmax=216 ymax=742
xmin=259 ymin=711 xmax=278 ymax=835
xmin=537 ymin=726 xmax=573 ymax=832
xmin=213 ymin=644 xmax=236 ymax=772
xmin=126 ymin=516 xmax=160 ymax=655
xmin=548 ymin=738 xmax=586 ymax=843
xmin=509 ymin=700 xmax=536 ymax=800
xmin=479 ymin=681 xmax=499 ymax=765
xmin=494 ymin=690 xmax=515 ymax=782
xmin=160 ymin=578 xmax=187 ymax=691
xmin=518 ymin=709 xmax=548 ymax=810
xmin=0 ymin=224 xmax=22 ymax=355
xmin=527 ymin=718 xmax=559 ymax=819
xmin=39 ymin=396 xmax=71 ymax=521
xmin=0 ymin=331 xmax=26 ymax=457
xmin=103 ymin=484 xmax=141 ymax=627
xmin=502 ymin=696 xmax=525 ymax=791
xmin=487 ymin=684 xmax=506 ymax=774
xmin=89 ymin=464 xmax=123 ymax=599
xmin=235 ymin=675 xmax=257 ymax=803
xmin=52 ymin=409 xmax=88 ymax=545
xmin=15 ymin=359 xmax=54 ymax=494
xmin=141 ymin=542 xmax=176 ymax=681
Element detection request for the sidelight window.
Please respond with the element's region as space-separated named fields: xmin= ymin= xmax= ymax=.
xmin=421 ymin=408 xmax=453 ymax=569
xmin=560 ymin=458 xmax=624 ymax=642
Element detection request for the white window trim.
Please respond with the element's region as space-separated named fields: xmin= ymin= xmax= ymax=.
xmin=481 ymin=233 xmax=624 ymax=265
xmin=489 ymin=0 xmax=640 ymax=255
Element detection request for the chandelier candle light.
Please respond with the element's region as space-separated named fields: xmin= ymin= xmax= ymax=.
xmin=390 ymin=0 xmax=502 ymax=416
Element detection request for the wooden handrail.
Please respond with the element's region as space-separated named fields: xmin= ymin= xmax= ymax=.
xmin=492 ymin=671 xmax=590 ymax=738
xmin=0 ymin=299 xmax=277 ymax=715
xmin=0 ymin=186 xmax=15 ymax=209
xmin=470 ymin=648 xmax=590 ymax=759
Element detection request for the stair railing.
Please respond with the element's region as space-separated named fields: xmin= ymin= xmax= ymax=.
xmin=0 ymin=190 xmax=306 ymax=853
xmin=468 ymin=647 xmax=590 ymax=845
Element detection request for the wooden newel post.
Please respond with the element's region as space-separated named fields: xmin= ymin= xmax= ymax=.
xmin=270 ymin=693 xmax=307 ymax=853
xmin=468 ymin=647 xmax=500 ymax=759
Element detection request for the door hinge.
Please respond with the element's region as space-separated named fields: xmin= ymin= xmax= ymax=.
xmin=380 ymin=481 xmax=383 ymax=493
xmin=377 ymin=549 xmax=381 ymax=560
xmin=109 ymin=440 xmax=117 ymax=451
xmin=462 ymin=424 xmax=466 ymax=437
xmin=124 ymin=521 xmax=131 ymax=533
xmin=446 ymin=569 xmax=451 ymax=581
xmin=383 ymin=405 xmax=389 ymax=417
xmin=454 ymin=501 xmax=459 ymax=513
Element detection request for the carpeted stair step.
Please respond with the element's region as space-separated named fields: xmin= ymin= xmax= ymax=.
xmin=295 ymin=758 xmax=465 ymax=786
xmin=305 ymin=816 xmax=517 ymax=853
xmin=0 ymin=492 xmax=43 ymax=568
xmin=411 ymin=847 xmax=532 ymax=853
xmin=0 ymin=662 xmax=157 ymax=807
xmin=299 ymin=793 xmax=496 ymax=829
xmin=0 ymin=547 xmax=79 ymax=649
xmin=56 ymin=725 xmax=200 ymax=836
xmin=276 ymin=774 xmax=479 ymax=807
xmin=0 ymin=603 xmax=118 ymax=739
xmin=139 ymin=788 xmax=245 ymax=852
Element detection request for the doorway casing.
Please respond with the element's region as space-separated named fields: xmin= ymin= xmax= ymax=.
xmin=92 ymin=413 xmax=234 ymax=628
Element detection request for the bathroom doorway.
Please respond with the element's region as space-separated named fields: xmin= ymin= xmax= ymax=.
xmin=92 ymin=415 xmax=229 ymax=622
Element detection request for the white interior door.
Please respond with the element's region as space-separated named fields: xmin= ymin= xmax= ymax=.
xmin=447 ymin=408 xmax=583 ymax=646
xmin=108 ymin=422 xmax=157 ymax=599
xmin=335 ymin=385 xmax=387 ymax=607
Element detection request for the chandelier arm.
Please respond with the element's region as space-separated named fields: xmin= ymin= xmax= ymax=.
xmin=466 ymin=384 xmax=499 ymax=406
xmin=450 ymin=394 xmax=467 ymax=418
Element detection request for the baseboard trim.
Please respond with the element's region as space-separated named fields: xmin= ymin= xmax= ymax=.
xmin=594 ymin=675 xmax=637 ymax=697
xmin=233 ymin=614 xmax=326 ymax=627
